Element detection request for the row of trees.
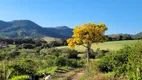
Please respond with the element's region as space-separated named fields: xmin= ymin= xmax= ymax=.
xmin=0 ymin=38 xmax=46 ymax=44
xmin=106 ymin=34 xmax=133 ymax=41
xmin=106 ymin=33 xmax=142 ymax=41
xmin=0 ymin=38 xmax=67 ymax=49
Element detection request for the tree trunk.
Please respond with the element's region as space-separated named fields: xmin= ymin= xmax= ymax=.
xmin=86 ymin=43 xmax=91 ymax=80
xmin=0 ymin=71 xmax=2 ymax=80
xmin=86 ymin=43 xmax=91 ymax=64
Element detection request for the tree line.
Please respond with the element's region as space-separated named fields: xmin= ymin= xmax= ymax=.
xmin=106 ymin=34 xmax=135 ymax=41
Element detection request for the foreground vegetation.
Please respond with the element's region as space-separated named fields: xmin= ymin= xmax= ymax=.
xmin=0 ymin=44 xmax=85 ymax=80
xmin=79 ymin=41 xmax=142 ymax=80
xmin=0 ymin=38 xmax=141 ymax=80
xmin=63 ymin=22 xmax=142 ymax=80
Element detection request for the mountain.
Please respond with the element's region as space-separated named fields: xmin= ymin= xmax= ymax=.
xmin=0 ymin=20 xmax=73 ymax=38
xmin=134 ymin=32 xmax=142 ymax=39
xmin=55 ymin=26 xmax=73 ymax=38
xmin=0 ymin=20 xmax=11 ymax=30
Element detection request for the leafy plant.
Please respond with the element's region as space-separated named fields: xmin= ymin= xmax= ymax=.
xmin=98 ymin=41 xmax=142 ymax=79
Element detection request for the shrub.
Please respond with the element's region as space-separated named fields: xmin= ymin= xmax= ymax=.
xmin=78 ymin=53 xmax=86 ymax=59
xmin=99 ymin=51 xmax=118 ymax=72
xmin=84 ymin=48 xmax=109 ymax=59
xmin=37 ymin=66 xmax=58 ymax=75
xmin=40 ymin=48 xmax=80 ymax=59
xmin=59 ymin=48 xmax=79 ymax=59
xmin=98 ymin=42 xmax=142 ymax=79
xmin=10 ymin=58 xmax=37 ymax=75
xmin=40 ymin=48 xmax=62 ymax=56
xmin=77 ymin=59 xmax=85 ymax=67
xmin=94 ymin=48 xmax=109 ymax=58
xmin=68 ymin=59 xmax=78 ymax=67
xmin=99 ymin=46 xmax=133 ymax=73
xmin=54 ymin=54 xmax=69 ymax=66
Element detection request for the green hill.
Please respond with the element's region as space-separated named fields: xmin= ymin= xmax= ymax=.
xmin=0 ymin=20 xmax=73 ymax=38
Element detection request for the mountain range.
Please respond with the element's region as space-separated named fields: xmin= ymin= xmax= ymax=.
xmin=0 ymin=20 xmax=73 ymax=38
xmin=0 ymin=20 xmax=142 ymax=39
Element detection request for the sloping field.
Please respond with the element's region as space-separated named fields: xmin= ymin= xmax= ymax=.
xmin=42 ymin=37 xmax=60 ymax=43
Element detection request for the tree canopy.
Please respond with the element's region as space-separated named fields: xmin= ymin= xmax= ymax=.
xmin=67 ymin=23 xmax=108 ymax=48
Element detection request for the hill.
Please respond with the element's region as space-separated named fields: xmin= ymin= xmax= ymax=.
xmin=0 ymin=20 xmax=73 ymax=38
xmin=134 ymin=32 xmax=142 ymax=39
xmin=0 ymin=20 xmax=142 ymax=39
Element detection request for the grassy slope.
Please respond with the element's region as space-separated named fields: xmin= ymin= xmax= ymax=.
xmin=42 ymin=37 xmax=60 ymax=43
xmin=57 ymin=40 xmax=138 ymax=52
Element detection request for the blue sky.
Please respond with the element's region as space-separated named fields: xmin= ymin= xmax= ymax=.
xmin=0 ymin=0 xmax=142 ymax=34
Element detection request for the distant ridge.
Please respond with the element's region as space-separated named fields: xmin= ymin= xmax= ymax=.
xmin=0 ymin=20 xmax=73 ymax=38
xmin=55 ymin=26 xmax=70 ymax=29
xmin=134 ymin=32 xmax=142 ymax=38
xmin=0 ymin=20 xmax=141 ymax=39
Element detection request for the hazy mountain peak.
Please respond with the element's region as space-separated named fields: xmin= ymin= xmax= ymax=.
xmin=11 ymin=20 xmax=33 ymax=22
xmin=10 ymin=20 xmax=37 ymax=25
xmin=55 ymin=26 xmax=71 ymax=29
xmin=0 ymin=20 xmax=6 ymax=23
xmin=8 ymin=20 xmax=41 ymax=29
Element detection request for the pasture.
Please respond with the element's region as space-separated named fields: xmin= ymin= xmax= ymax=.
xmin=57 ymin=40 xmax=139 ymax=52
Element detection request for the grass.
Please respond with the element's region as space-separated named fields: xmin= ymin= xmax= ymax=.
xmin=42 ymin=37 xmax=60 ymax=43
xmin=57 ymin=40 xmax=139 ymax=52
xmin=8 ymin=44 xmax=16 ymax=48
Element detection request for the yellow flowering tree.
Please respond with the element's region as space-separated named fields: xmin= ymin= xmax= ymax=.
xmin=67 ymin=23 xmax=108 ymax=63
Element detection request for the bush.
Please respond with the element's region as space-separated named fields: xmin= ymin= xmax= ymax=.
xmin=94 ymin=48 xmax=109 ymax=58
xmin=40 ymin=48 xmax=80 ymax=59
xmin=84 ymin=48 xmax=109 ymax=59
xmin=99 ymin=46 xmax=132 ymax=73
xmin=37 ymin=66 xmax=58 ymax=75
xmin=98 ymin=42 xmax=142 ymax=79
xmin=58 ymin=48 xmax=79 ymax=59
xmin=78 ymin=53 xmax=86 ymax=59
xmin=77 ymin=59 xmax=85 ymax=67
xmin=98 ymin=51 xmax=118 ymax=72
xmin=40 ymin=48 xmax=62 ymax=56
xmin=54 ymin=54 xmax=69 ymax=66
xmin=10 ymin=58 xmax=38 ymax=75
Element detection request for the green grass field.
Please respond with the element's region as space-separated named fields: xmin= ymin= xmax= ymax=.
xmin=57 ymin=40 xmax=139 ymax=52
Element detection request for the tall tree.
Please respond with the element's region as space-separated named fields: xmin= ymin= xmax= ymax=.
xmin=67 ymin=23 xmax=108 ymax=64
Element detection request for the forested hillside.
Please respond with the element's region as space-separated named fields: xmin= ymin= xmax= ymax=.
xmin=0 ymin=20 xmax=72 ymax=38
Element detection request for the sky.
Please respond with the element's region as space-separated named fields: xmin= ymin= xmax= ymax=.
xmin=0 ymin=0 xmax=142 ymax=34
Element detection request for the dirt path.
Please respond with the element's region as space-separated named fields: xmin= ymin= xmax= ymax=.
xmin=71 ymin=70 xmax=84 ymax=80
